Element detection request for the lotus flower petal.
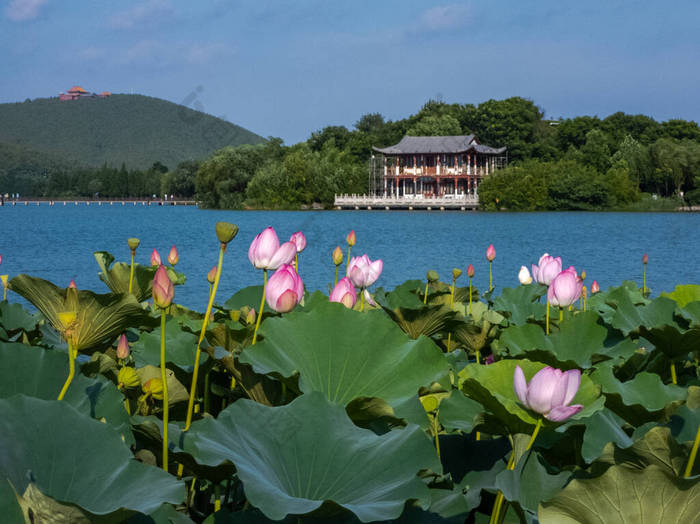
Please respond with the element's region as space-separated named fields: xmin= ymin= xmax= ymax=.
xmin=513 ymin=365 xmax=528 ymax=405
xmin=546 ymin=404 xmax=583 ymax=422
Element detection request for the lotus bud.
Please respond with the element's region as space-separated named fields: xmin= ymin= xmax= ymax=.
xmin=329 ymin=277 xmax=357 ymax=308
xmin=290 ymin=231 xmax=306 ymax=253
xmin=591 ymin=280 xmax=600 ymax=294
xmin=207 ymin=265 xmax=217 ymax=284
xmin=514 ymin=365 xmax=584 ymax=421
xmin=248 ymin=227 xmax=296 ymax=270
xmin=518 ymin=266 xmax=533 ymax=285
xmin=152 ymin=265 xmax=174 ymax=309
xmin=68 ymin=279 xmax=77 ymax=289
xmin=346 ymin=230 xmax=356 ymax=246
xmin=0 ymin=255 xmax=2 ymax=265
xmin=118 ymin=366 xmax=140 ymax=389
xmin=216 ymin=221 xmax=239 ymax=245
xmin=128 ymin=238 xmax=140 ymax=252
xmin=452 ymin=268 xmax=462 ymax=281
xmin=642 ymin=253 xmax=649 ymax=265
xmin=466 ymin=264 xmax=475 ymax=278
xmin=427 ymin=270 xmax=439 ymax=283
xmin=265 ymin=264 xmax=304 ymax=313
xmin=580 ymin=270 xmax=586 ymax=281
xmin=168 ymin=245 xmax=179 ymax=266
xmin=332 ymin=246 xmax=343 ymax=266
xmin=116 ymin=333 xmax=130 ymax=359
xmin=348 ymin=255 xmax=383 ymax=289
xmin=486 ymin=244 xmax=496 ymax=262
xmin=246 ymin=308 xmax=256 ymax=325
xmin=142 ymin=377 xmax=164 ymax=400
xmin=150 ymin=248 xmax=161 ymax=266
xmin=229 ymin=309 xmax=241 ymax=322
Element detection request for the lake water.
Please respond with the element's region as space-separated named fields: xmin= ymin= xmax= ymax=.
xmin=1 ymin=205 xmax=699 ymax=309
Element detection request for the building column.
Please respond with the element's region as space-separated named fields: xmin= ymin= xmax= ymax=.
xmin=395 ymin=157 xmax=399 ymax=176
xmin=384 ymin=177 xmax=387 ymax=197
xmin=467 ymin=153 xmax=471 ymax=175
xmin=437 ymin=154 xmax=441 ymax=176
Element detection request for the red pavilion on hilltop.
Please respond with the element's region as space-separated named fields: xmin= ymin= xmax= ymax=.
xmin=59 ymin=85 xmax=111 ymax=101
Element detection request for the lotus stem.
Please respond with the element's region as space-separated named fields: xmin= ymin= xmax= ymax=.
xmin=252 ymin=269 xmax=267 ymax=345
xmin=345 ymin=246 xmax=352 ymax=276
xmin=335 ymin=265 xmax=340 ymax=287
xmin=490 ymin=419 xmax=542 ymax=524
xmin=57 ymin=340 xmax=75 ymax=401
xmin=160 ymin=310 xmax=169 ymax=472
xmin=360 ymin=288 xmax=365 ymax=312
xmin=124 ymin=398 xmax=131 ymax=415
xmin=432 ymin=413 xmax=441 ymax=460
xmin=295 ymin=254 xmax=299 ymax=273
xmin=128 ymin=251 xmax=135 ymax=295
xmin=671 ymin=363 xmax=678 ymax=385
xmin=204 ymin=369 xmax=211 ymax=414
xmin=476 ymin=349 xmax=480 ymax=364
xmin=183 ymin=245 xmax=225 ymax=431
xmin=684 ymin=425 xmax=700 ymax=478
xmin=423 ymin=282 xmax=429 ymax=304
xmin=468 ymin=277 xmax=473 ymax=314
xmin=559 ymin=308 xmax=563 ymax=323
xmin=208 ymin=282 xmax=213 ymax=301
xmin=214 ymin=483 xmax=221 ymax=512
xmin=2 ymin=285 xmax=6 ymax=301
xmin=643 ymin=265 xmax=647 ymax=297
xmin=546 ymin=300 xmax=550 ymax=334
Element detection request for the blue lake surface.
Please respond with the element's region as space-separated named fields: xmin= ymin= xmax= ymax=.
xmin=1 ymin=205 xmax=699 ymax=309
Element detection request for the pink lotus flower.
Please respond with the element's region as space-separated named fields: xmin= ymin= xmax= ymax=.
xmin=486 ymin=244 xmax=496 ymax=262
xmin=152 ymin=265 xmax=174 ymax=308
xmin=518 ymin=266 xmax=532 ymax=285
xmin=514 ymin=365 xmax=584 ymax=421
xmin=466 ymin=264 xmax=475 ymax=278
xmin=547 ymin=268 xmax=583 ymax=307
xmin=248 ymin=227 xmax=296 ymax=270
xmin=531 ymin=253 xmax=562 ymax=285
xmin=290 ymin=231 xmax=306 ymax=253
xmin=168 ymin=245 xmax=179 ymax=266
xmin=150 ymin=249 xmax=162 ymax=267
xmin=207 ymin=266 xmax=217 ymax=284
xmin=347 ymin=254 xmax=383 ymax=288
xmin=68 ymin=279 xmax=77 ymax=289
xmin=591 ymin=280 xmax=600 ymax=294
xmin=116 ymin=333 xmax=130 ymax=359
xmin=346 ymin=230 xmax=356 ymax=246
xmin=329 ymin=277 xmax=357 ymax=309
xmin=265 ymin=264 xmax=304 ymax=313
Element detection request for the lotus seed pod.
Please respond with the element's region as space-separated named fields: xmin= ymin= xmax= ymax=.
xmin=452 ymin=268 xmax=462 ymax=281
xmin=230 ymin=309 xmax=241 ymax=322
xmin=216 ymin=222 xmax=239 ymax=244
xmin=58 ymin=311 xmax=77 ymax=329
xmin=118 ymin=367 xmax=140 ymax=389
xmin=142 ymin=377 xmax=164 ymax=400
xmin=427 ymin=270 xmax=439 ymax=283
xmin=128 ymin=238 xmax=140 ymax=251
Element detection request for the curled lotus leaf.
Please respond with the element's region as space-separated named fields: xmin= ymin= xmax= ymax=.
xmin=182 ymin=392 xmax=439 ymax=522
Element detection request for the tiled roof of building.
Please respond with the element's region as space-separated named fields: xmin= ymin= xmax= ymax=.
xmin=68 ymin=86 xmax=88 ymax=93
xmin=373 ymin=135 xmax=506 ymax=155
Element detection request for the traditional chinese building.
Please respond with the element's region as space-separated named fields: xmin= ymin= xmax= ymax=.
xmin=59 ymin=86 xmax=112 ymax=101
xmin=370 ymin=135 xmax=507 ymax=198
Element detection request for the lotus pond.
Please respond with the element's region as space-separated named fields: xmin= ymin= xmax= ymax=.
xmin=0 ymin=222 xmax=699 ymax=523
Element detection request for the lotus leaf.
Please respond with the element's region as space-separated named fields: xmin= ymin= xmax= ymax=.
xmin=458 ymin=359 xmax=604 ymax=433
xmin=131 ymin=317 xmax=206 ymax=372
xmin=239 ymin=301 xmax=450 ymax=412
xmin=661 ymin=284 xmax=700 ymax=308
xmin=0 ymin=396 xmax=183 ymax=517
xmin=9 ymin=274 xmax=153 ymax=352
xmin=492 ymin=285 xmax=546 ymax=326
xmin=0 ymin=301 xmax=38 ymax=334
xmin=183 ymin=392 xmax=439 ymax=522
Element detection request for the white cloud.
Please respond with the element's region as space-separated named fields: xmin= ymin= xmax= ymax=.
xmin=109 ymin=0 xmax=174 ymax=30
xmin=3 ymin=0 xmax=48 ymax=22
xmin=184 ymin=43 xmax=235 ymax=65
xmin=420 ymin=4 xmax=471 ymax=31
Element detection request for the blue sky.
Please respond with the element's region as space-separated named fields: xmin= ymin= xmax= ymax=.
xmin=1 ymin=0 xmax=699 ymax=144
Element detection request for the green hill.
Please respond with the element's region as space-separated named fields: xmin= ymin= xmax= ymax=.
xmin=0 ymin=94 xmax=264 ymax=169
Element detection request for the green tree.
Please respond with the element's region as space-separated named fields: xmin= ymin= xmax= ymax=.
xmin=406 ymin=114 xmax=462 ymax=136
xmin=581 ymin=129 xmax=611 ymax=173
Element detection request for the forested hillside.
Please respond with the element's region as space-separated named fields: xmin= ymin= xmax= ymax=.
xmin=0 ymin=94 xmax=263 ymax=169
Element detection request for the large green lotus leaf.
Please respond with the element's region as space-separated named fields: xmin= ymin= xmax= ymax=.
xmin=202 ymin=507 xmax=465 ymax=523
xmin=668 ymin=404 xmax=700 ymax=445
xmin=382 ymin=303 xmax=461 ymax=340
xmin=540 ymin=427 xmax=700 ymax=523
xmin=458 ymin=359 xmax=603 ymax=433
xmin=591 ymin=364 xmax=686 ymax=424
xmin=639 ymin=324 xmax=700 ymax=360
xmin=374 ymin=280 xmax=425 ymax=310
xmin=131 ymin=317 xmax=206 ymax=372
xmin=492 ymin=285 xmax=546 ymax=326
xmin=680 ymin=301 xmax=700 ymax=328
xmin=589 ymin=281 xmax=647 ymax=326
xmin=0 ymin=301 xmax=38 ymax=333
xmin=9 ymin=274 xmax=153 ymax=352
xmin=224 ymin=285 xmax=272 ymax=313
xmin=439 ymin=390 xmax=485 ymax=434
xmin=0 ymin=341 xmax=132 ymax=442
xmin=0 ymin=396 xmax=183 ymax=517
xmin=580 ymin=408 xmax=634 ymax=463
xmin=183 ymin=392 xmax=439 ymax=522
xmin=661 ymin=284 xmax=700 ymax=308
xmin=608 ymin=293 xmax=679 ymax=336
xmin=94 ymin=251 xmax=186 ymax=302
xmin=240 ymin=301 xmax=449 ymax=410
xmin=539 ymin=464 xmax=700 ymax=523
xmin=495 ymin=452 xmax=570 ymax=515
